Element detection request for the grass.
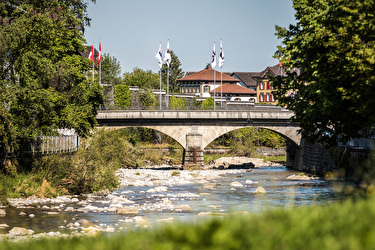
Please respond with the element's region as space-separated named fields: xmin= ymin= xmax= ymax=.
xmin=2 ymin=196 xmax=375 ymax=249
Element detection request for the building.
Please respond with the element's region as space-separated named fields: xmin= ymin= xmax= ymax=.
xmin=231 ymin=72 xmax=260 ymax=91
xmin=257 ymin=64 xmax=300 ymax=104
xmin=211 ymin=84 xmax=257 ymax=102
xmin=177 ymin=65 xmax=240 ymax=98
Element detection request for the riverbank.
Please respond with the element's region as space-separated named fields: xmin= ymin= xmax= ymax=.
xmin=0 ymin=158 xmax=327 ymax=242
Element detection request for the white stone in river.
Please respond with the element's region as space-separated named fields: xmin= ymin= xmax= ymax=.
xmin=154 ymin=186 xmax=168 ymax=192
xmin=245 ymin=180 xmax=254 ymax=184
xmin=64 ymin=207 xmax=75 ymax=212
xmin=29 ymin=214 xmax=35 ymax=218
xmin=254 ymin=187 xmax=267 ymax=194
xmin=230 ymin=181 xmax=244 ymax=187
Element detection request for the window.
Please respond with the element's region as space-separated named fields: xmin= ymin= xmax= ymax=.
xmin=203 ymin=85 xmax=210 ymax=93
xmin=260 ymin=82 xmax=264 ymax=90
xmin=259 ymin=93 xmax=264 ymax=102
xmin=266 ymin=93 xmax=270 ymax=102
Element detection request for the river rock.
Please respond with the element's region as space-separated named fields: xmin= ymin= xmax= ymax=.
xmin=0 ymin=209 xmax=5 ymax=217
xmin=64 ymin=207 xmax=75 ymax=212
xmin=254 ymin=187 xmax=267 ymax=194
xmin=0 ymin=224 xmax=9 ymax=229
xmin=245 ymin=180 xmax=254 ymax=184
xmin=8 ymin=227 xmax=34 ymax=238
xmin=29 ymin=214 xmax=35 ymax=218
xmin=77 ymin=219 xmax=91 ymax=227
xmin=175 ymin=204 xmax=193 ymax=212
xmin=202 ymin=182 xmax=217 ymax=189
xmin=117 ymin=206 xmax=139 ymax=215
xmin=199 ymin=193 xmax=212 ymax=196
xmin=287 ymin=174 xmax=314 ymax=181
xmin=19 ymin=212 xmax=27 ymax=216
xmin=230 ymin=181 xmax=244 ymax=187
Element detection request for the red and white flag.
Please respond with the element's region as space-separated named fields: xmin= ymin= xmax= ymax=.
xmin=88 ymin=44 xmax=95 ymax=63
xmin=96 ymin=42 xmax=102 ymax=67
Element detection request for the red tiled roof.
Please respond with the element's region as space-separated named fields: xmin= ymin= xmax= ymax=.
xmin=260 ymin=64 xmax=300 ymax=78
xmin=177 ymin=67 xmax=239 ymax=83
xmin=210 ymin=84 xmax=256 ymax=95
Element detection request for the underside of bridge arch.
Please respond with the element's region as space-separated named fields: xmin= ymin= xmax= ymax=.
xmin=97 ymin=125 xmax=302 ymax=168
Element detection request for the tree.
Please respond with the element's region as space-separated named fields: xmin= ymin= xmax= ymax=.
xmin=201 ymin=97 xmax=215 ymax=110
xmin=114 ymin=84 xmax=131 ymax=108
xmin=0 ymin=0 xmax=102 ymax=158
xmin=123 ymin=68 xmax=160 ymax=89
xmin=161 ymin=50 xmax=185 ymax=93
xmin=169 ymin=95 xmax=186 ymax=110
xmin=272 ymin=0 xmax=375 ymax=146
xmin=98 ymin=53 xmax=122 ymax=107
xmin=98 ymin=53 xmax=122 ymax=85
xmin=140 ymin=90 xmax=156 ymax=109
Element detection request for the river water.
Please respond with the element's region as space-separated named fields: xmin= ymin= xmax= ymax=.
xmin=1 ymin=165 xmax=349 ymax=237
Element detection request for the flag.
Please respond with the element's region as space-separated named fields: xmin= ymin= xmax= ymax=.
xmin=155 ymin=43 xmax=163 ymax=68
xmin=96 ymin=42 xmax=102 ymax=67
xmin=164 ymin=40 xmax=171 ymax=66
xmin=211 ymin=42 xmax=217 ymax=68
xmin=88 ymin=44 xmax=94 ymax=63
xmin=218 ymin=40 xmax=225 ymax=67
xmin=278 ymin=44 xmax=283 ymax=67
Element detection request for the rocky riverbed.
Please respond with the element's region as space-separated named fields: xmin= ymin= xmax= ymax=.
xmin=0 ymin=157 xmax=332 ymax=242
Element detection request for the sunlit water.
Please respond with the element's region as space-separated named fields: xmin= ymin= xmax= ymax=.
xmin=1 ymin=166 xmax=350 ymax=234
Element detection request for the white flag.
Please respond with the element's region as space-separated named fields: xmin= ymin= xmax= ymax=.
xmin=211 ymin=42 xmax=217 ymax=68
xmin=218 ymin=40 xmax=225 ymax=67
xmin=155 ymin=43 xmax=163 ymax=68
xmin=164 ymin=40 xmax=171 ymax=66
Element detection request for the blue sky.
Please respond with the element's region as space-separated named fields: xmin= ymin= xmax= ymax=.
xmin=84 ymin=0 xmax=296 ymax=74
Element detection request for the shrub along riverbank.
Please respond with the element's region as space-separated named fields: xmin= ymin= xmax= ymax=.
xmin=2 ymin=195 xmax=375 ymax=249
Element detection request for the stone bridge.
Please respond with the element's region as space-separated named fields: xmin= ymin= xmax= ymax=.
xmin=96 ymin=109 xmax=302 ymax=168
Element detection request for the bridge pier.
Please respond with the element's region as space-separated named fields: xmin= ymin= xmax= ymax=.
xmin=184 ymin=133 xmax=204 ymax=165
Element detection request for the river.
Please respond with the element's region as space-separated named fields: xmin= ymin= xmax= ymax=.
xmin=0 ymin=164 xmax=350 ymax=238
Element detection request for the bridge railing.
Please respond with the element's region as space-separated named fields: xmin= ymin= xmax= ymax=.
xmin=98 ymin=105 xmax=290 ymax=112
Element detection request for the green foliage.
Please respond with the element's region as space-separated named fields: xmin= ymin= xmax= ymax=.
xmin=169 ymin=95 xmax=186 ymax=110
xmin=114 ymin=84 xmax=131 ymax=107
xmin=211 ymin=127 xmax=286 ymax=150
xmin=4 ymin=196 xmax=375 ymax=249
xmin=123 ymin=68 xmax=160 ymax=89
xmin=273 ymin=0 xmax=375 ymax=145
xmin=140 ymin=90 xmax=156 ymax=109
xmin=0 ymin=0 xmax=103 ymax=162
xmin=98 ymin=53 xmax=122 ymax=85
xmin=161 ymin=50 xmax=185 ymax=93
xmin=201 ymin=97 xmax=215 ymax=110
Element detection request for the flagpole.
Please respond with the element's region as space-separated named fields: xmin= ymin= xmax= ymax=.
xmin=159 ymin=70 xmax=162 ymax=110
xmin=92 ymin=57 xmax=94 ymax=83
xmin=99 ymin=41 xmax=101 ymax=85
xmin=166 ymin=65 xmax=169 ymax=110
xmin=213 ymin=66 xmax=216 ymax=110
xmin=220 ymin=66 xmax=223 ymax=108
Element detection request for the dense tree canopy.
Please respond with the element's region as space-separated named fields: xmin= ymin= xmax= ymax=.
xmin=123 ymin=68 xmax=160 ymax=89
xmin=273 ymin=0 xmax=375 ymax=145
xmin=0 ymin=0 xmax=102 ymax=158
